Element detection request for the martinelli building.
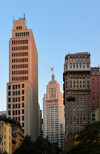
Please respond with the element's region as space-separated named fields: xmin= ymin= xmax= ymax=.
xmin=42 ymin=74 xmax=65 ymax=149
xmin=63 ymin=52 xmax=91 ymax=136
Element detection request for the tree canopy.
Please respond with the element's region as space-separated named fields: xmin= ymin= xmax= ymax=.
xmin=67 ymin=121 xmax=100 ymax=154
xmin=14 ymin=135 xmax=56 ymax=154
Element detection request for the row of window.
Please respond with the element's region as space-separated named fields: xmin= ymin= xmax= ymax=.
xmin=12 ymin=52 xmax=28 ymax=57
xmin=8 ymin=96 xmax=24 ymax=102
xmin=8 ymin=109 xmax=24 ymax=115
xmin=12 ymin=46 xmax=28 ymax=51
xmin=8 ymin=90 xmax=24 ymax=96
xmin=15 ymin=32 xmax=29 ymax=37
xmin=12 ymin=58 xmax=28 ymax=63
xmin=16 ymin=26 xmax=22 ymax=30
xmin=68 ymin=64 xmax=90 ymax=69
xmin=8 ymin=84 xmax=24 ymax=90
xmin=12 ymin=40 xmax=28 ymax=45
xmin=12 ymin=117 xmax=24 ymax=128
xmin=12 ymin=70 xmax=28 ymax=75
xmin=13 ymin=115 xmax=25 ymax=122
xmin=12 ymin=76 xmax=28 ymax=81
xmin=8 ymin=103 xmax=24 ymax=109
xmin=12 ymin=64 xmax=28 ymax=69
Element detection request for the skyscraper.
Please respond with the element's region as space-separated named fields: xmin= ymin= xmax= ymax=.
xmin=63 ymin=52 xmax=91 ymax=136
xmin=7 ymin=16 xmax=39 ymax=141
xmin=42 ymin=74 xmax=65 ymax=149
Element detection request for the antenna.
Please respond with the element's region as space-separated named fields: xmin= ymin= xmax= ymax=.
xmin=13 ymin=16 xmax=14 ymax=21
xmin=24 ymin=14 xmax=25 ymax=20
xmin=19 ymin=14 xmax=25 ymax=20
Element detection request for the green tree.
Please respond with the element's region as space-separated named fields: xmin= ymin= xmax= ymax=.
xmin=34 ymin=136 xmax=56 ymax=154
xmin=14 ymin=135 xmax=56 ymax=154
xmin=14 ymin=135 xmax=35 ymax=154
xmin=3 ymin=152 xmax=8 ymax=154
xmin=68 ymin=121 xmax=100 ymax=154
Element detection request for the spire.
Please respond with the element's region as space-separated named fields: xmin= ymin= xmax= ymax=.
xmin=52 ymin=74 xmax=55 ymax=81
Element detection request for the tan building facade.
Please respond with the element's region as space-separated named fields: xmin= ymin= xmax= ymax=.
xmin=7 ymin=17 xmax=39 ymax=141
xmin=0 ymin=121 xmax=12 ymax=154
xmin=95 ymin=107 xmax=100 ymax=121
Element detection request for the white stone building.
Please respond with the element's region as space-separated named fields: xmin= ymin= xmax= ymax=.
xmin=43 ymin=75 xmax=65 ymax=149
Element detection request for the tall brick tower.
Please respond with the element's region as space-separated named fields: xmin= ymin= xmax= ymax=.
xmin=7 ymin=16 xmax=39 ymax=141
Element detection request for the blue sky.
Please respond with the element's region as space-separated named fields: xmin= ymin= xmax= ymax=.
xmin=0 ymin=0 xmax=100 ymax=111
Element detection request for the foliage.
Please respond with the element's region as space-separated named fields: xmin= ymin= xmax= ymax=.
xmin=14 ymin=135 xmax=35 ymax=154
xmin=68 ymin=121 xmax=100 ymax=154
xmin=3 ymin=152 xmax=8 ymax=154
xmin=14 ymin=135 xmax=56 ymax=154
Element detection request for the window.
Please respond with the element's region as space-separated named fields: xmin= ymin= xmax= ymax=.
xmin=13 ymin=111 xmax=15 ymax=115
xmin=22 ymin=116 xmax=24 ymax=121
xmin=87 ymin=64 xmax=89 ymax=68
xmin=18 ymin=97 xmax=20 ymax=102
xmin=18 ymin=117 xmax=20 ymax=121
xmin=16 ymin=104 xmax=17 ymax=108
xmin=16 ymin=110 xmax=17 ymax=115
xmin=8 ymin=111 xmax=11 ymax=115
xmin=22 ymin=90 xmax=24 ymax=94
xmin=18 ymin=85 xmax=20 ymax=89
xmin=22 ymin=103 xmax=24 ymax=107
xmin=8 ymin=104 xmax=11 ymax=109
xmin=22 ymin=109 xmax=24 ymax=114
xmin=18 ymin=110 xmax=20 ymax=115
xmin=18 ymin=91 xmax=20 ymax=95
xmin=22 ymin=84 xmax=24 ymax=88
xmin=13 ymin=98 xmax=15 ymax=102
xmin=8 ymin=86 xmax=11 ymax=90
xmin=8 ymin=98 xmax=11 ymax=102
xmin=13 ymin=85 xmax=15 ymax=89
xmin=13 ymin=104 xmax=15 ymax=109
xmin=22 ymin=96 xmax=24 ymax=101
xmin=18 ymin=104 xmax=20 ymax=108
xmin=22 ymin=123 xmax=24 ymax=127
xmin=16 ymin=97 xmax=17 ymax=102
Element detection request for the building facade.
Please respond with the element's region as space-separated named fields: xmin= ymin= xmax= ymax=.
xmin=91 ymin=67 xmax=100 ymax=109
xmin=63 ymin=52 xmax=91 ymax=136
xmin=90 ymin=67 xmax=100 ymax=123
xmin=43 ymin=75 xmax=65 ymax=149
xmin=12 ymin=126 xmax=24 ymax=153
xmin=0 ymin=121 xmax=12 ymax=154
xmin=7 ymin=17 xmax=39 ymax=141
xmin=40 ymin=110 xmax=43 ymax=137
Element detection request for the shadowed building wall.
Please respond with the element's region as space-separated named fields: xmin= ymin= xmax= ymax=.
xmin=63 ymin=52 xmax=91 ymax=138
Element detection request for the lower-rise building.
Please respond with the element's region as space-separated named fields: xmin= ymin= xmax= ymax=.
xmin=0 ymin=121 xmax=12 ymax=154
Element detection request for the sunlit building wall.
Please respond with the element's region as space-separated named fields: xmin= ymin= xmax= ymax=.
xmin=7 ymin=17 xmax=39 ymax=141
